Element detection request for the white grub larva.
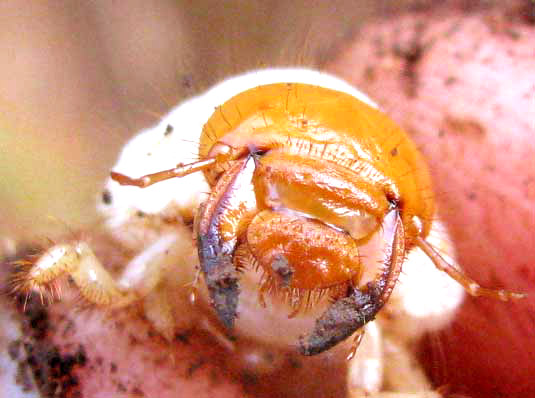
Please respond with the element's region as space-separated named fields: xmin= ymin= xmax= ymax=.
xmin=13 ymin=68 xmax=524 ymax=397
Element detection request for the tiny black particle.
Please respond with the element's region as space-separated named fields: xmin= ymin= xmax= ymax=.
xmin=102 ymin=189 xmax=113 ymax=205
xmin=165 ymin=124 xmax=174 ymax=136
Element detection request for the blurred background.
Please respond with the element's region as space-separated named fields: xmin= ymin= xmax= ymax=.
xmin=0 ymin=0 xmax=423 ymax=240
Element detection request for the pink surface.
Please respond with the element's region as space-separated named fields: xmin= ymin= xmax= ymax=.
xmin=329 ymin=5 xmax=535 ymax=397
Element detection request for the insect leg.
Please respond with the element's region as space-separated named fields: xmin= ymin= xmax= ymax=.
xmin=415 ymin=237 xmax=526 ymax=301
xmin=14 ymin=234 xmax=182 ymax=310
xmin=14 ymin=242 xmax=133 ymax=307
xmin=110 ymin=157 xmax=217 ymax=187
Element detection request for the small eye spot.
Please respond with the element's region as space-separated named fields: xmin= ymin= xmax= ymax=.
xmin=136 ymin=210 xmax=146 ymax=218
xmin=164 ymin=124 xmax=173 ymax=136
xmin=390 ymin=147 xmax=398 ymax=157
xmin=101 ymin=189 xmax=112 ymax=205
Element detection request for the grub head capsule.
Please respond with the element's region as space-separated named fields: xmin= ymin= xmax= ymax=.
xmin=192 ymin=81 xmax=432 ymax=353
